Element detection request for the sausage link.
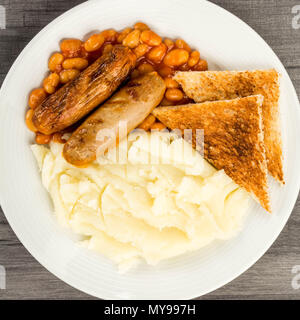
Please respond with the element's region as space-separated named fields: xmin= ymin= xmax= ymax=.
xmin=63 ymin=72 xmax=166 ymax=166
xmin=32 ymin=46 xmax=136 ymax=134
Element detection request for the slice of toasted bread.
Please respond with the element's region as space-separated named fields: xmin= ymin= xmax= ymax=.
xmin=153 ymin=95 xmax=271 ymax=212
xmin=174 ymin=69 xmax=283 ymax=184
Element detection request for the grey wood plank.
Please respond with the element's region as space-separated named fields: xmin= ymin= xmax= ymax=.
xmin=0 ymin=0 xmax=300 ymax=300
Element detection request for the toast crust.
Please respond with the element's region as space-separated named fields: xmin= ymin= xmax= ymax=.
xmin=153 ymin=95 xmax=271 ymax=212
xmin=174 ymin=70 xmax=284 ymax=184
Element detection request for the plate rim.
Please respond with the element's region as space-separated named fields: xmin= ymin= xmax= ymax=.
xmin=0 ymin=0 xmax=299 ymax=299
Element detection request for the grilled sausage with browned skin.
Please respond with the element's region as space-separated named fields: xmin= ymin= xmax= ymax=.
xmin=63 ymin=72 xmax=166 ymax=166
xmin=32 ymin=46 xmax=136 ymax=135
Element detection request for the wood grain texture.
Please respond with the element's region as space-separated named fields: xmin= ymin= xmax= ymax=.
xmin=0 ymin=0 xmax=300 ymax=300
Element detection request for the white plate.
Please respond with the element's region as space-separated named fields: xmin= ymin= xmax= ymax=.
xmin=0 ymin=0 xmax=299 ymax=300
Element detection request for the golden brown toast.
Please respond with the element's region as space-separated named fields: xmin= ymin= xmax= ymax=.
xmin=174 ymin=70 xmax=283 ymax=184
xmin=153 ymin=95 xmax=271 ymax=212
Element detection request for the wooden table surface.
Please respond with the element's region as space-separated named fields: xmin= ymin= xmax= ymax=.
xmin=0 ymin=0 xmax=299 ymax=300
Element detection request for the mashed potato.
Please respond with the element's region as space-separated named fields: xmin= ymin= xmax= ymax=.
xmin=32 ymin=131 xmax=249 ymax=272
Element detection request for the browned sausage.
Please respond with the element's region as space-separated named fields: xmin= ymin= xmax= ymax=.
xmin=32 ymin=46 xmax=136 ymax=134
xmin=63 ymin=72 xmax=166 ymax=166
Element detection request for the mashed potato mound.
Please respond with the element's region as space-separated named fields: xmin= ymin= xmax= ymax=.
xmin=32 ymin=131 xmax=249 ymax=272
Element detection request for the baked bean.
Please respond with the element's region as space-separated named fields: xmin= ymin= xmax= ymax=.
xmin=140 ymin=30 xmax=162 ymax=46
xmin=138 ymin=114 xmax=156 ymax=131
xmin=134 ymin=22 xmax=149 ymax=31
xmin=117 ymin=27 xmax=133 ymax=43
xmin=175 ymin=39 xmax=191 ymax=52
xmin=102 ymin=43 xmax=113 ymax=54
xmin=146 ymin=43 xmax=167 ymax=64
xmin=163 ymin=49 xmax=189 ymax=67
xmin=59 ymin=69 xmax=80 ymax=84
xmin=193 ymin=59 xmax=208 ymax=71
xmin=84 ymin=33 xmax=105 ymax=52
xmin=101 ymin=29 xmax=118 ymax=42
xmin=133 ymin=44 xmax=149 ymax=58
xmin=35 ymin=132 xmax=52 ymax=145
xmin=43 ymin=84 xmax=55 ymax=95
xmin=28 ymin=88 xmax=47 ymax=109
xmin=60 ymin=39 xmax=82 ymax=58
xmin=165 ymin=88 xmax=184 ymax=102
xmin=43 ymin=73 xmax=60 ymax=94
xmin=46 ymin=72 xmax=60 ymax=86
xmin=62 ymin=58 xmax=88 ymax=70
xmin=53 ymin=132 xmax=67 ymax=144
xmin=150 ymin=122 xmax=166 ymax=131
xmin=27 ymin=23 xmax=209 ymax=141
xmin=164 ymin=77 xmax=179 ymax=89
xmin=122 ymin=30 xmax=141 ymax=49
xmin=164 ymin=38 xmax=174 ymax=51
xmin=48 ymin=53 xmax=64 ymax=73
xmin=157 ymin=64 xmax=173 ymax=77
xmin=160 ymin=97 xmax=174 ymax=106
xmin=187 ymin=50 xmax=200 ymax=67
xmin=138 ymin=62 xmax=154 ymax=74
xmin=25 ymin=109 xmax=37 ymax=132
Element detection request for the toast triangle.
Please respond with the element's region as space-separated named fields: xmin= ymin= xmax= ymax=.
xmin=153 ymin=95 xmax=271 ymax=212
xmin=174 ymin=69 xmax=284 ymax=184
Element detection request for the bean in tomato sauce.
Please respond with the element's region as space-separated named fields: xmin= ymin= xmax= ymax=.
xmin=26 ymin=22 xmax=208 ymax=144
